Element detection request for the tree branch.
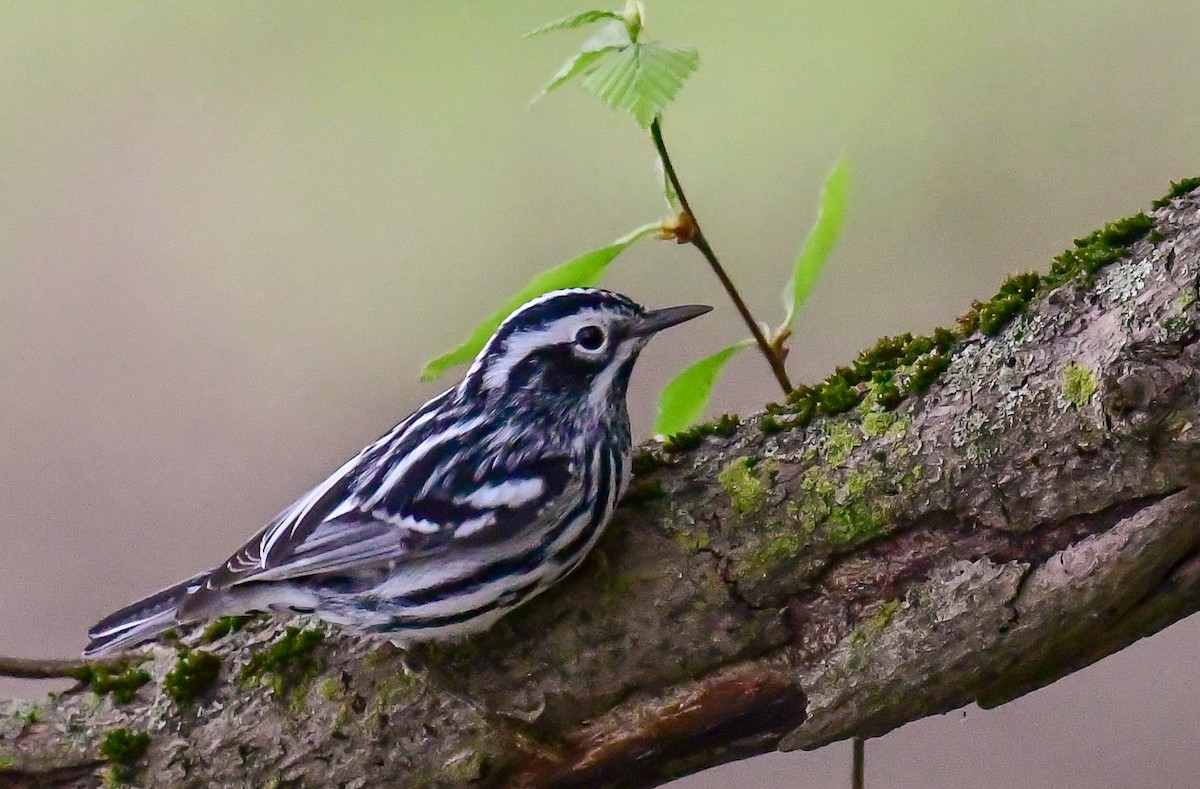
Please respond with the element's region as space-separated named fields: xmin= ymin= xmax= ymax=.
xmin=3 ymin=188 xmax=1199 ymax=789
xmin=0 ymin=656 xmax=131 ymax=681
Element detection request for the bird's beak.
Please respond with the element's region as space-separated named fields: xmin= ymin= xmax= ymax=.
xmin=631 ymin=304 xmax=713 ymax=337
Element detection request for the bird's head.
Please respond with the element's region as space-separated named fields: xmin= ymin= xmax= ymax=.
xmin=459 ymin=289 xmax=710 ymax=423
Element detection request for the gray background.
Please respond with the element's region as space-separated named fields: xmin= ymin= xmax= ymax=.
xmin=2 ymin=2 xmax=1198 ymax=787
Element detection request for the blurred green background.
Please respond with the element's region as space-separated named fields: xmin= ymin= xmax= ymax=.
xmin=2 ymin=2 xmax=1198 ymax=787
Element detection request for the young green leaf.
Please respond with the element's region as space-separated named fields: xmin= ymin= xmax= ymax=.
xmin=533 ymin=22 xmax=631 ymax=101
xmin=420 ymin=223 xmax=659 ymax=382
xmin=652 ymin=340 xmax=753 ymax=438
xmin=525 ymin=9 xmax=622 ymax=38
xmin=578 ymin=41 xmax=699 ymax=128
xmin=620 ymin=0 xmax=645 ymax=43
xmin=780 ymin=157 xmax=849 ymax=330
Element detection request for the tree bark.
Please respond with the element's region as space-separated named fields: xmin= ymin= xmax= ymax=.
xmin=3 ymin=188 xmax=1199 ymax=789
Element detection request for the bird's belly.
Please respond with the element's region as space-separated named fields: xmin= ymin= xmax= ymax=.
xmin=314 ymin=517 xmax=611 ymax=643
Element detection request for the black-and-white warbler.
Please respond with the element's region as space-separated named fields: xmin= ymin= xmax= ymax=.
xmin=85 ymin=288 xmax=709 ymax=656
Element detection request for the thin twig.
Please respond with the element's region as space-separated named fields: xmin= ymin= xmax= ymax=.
xmin=852 ymin=736 xmax=865 ymax=789
xmin=0 ymin=655 xmax=132 ymax=680
xmin=0 ymin=759 xmax=106 ymax=785
xmin=650 ymin=118 xmax=793 ymax=395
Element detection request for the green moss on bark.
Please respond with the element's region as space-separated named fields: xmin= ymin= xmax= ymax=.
xmin=241 ymin=626 xmax=325 ymax=705
xmin=164 ymin=650 xmax=221 ymax=704
xmin=661 ymin=414 xmax=740 ymax=453
xmin=1048 ymin=213 xmax=1154 ymax=285
xmin=1151 ymin=177 xmax=1200 ymax=209
xmin=200 ymin=615 xmax=251 ymax=644
xmin=75 ymin=664 xmax=151 ymax=705
xmin=99 ymin=728 xmax=150 ymax=764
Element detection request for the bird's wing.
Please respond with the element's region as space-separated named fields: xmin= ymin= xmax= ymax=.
xmin=193 ymin=450 xmax=372 ymax=594
xmin=188 ymin=393 xmax=577 ymax=605
xmin=232 ymin=452 xmax=576 ymax=587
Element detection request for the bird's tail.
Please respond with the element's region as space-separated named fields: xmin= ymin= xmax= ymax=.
xmin=84 ymin=571 xmax=209 ymax=657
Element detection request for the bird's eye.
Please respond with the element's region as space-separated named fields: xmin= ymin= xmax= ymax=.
xmin=574 ymin=325 xmax=606 ymax=351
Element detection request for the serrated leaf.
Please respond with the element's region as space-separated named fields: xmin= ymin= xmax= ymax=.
xmin=420 ymin=223 xmax=659 ymax=382
xmin=781 ymin=157 xmax=849 ymax=331
xmin=532 ymin=22 xmax=631 ymax=101
xmin=578 ymin=41 xmax=698 ymax=128
xmin=525 ymin=9 xmax=622 ymax=38
xmin=536 ymin=48 xmax=617 ymax=100
xmin=652 ymin=340 xmax=753 ymax=438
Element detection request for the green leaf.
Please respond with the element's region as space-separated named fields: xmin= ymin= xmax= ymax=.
xmin=578 ymin=41 xmax=698 ymax=128
xmin=420 ymin=223 xmax=659 ymax=382
xmin=525 ymin=9 xmax=622 ymax=38
xmin=780 ymin=157 xmax=850 ymax=330
xmin=652 ymin=340 xmax=753 ymax=438
xmin=532 ymin=22 xmax=630 ymax=101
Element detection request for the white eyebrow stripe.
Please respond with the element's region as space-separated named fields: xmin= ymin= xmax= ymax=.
xmin=479 ymin=307 xmax=614 ymax=391
xmin=456 ymin=478 xmax=545 ymax=509
xmin=461 ymin=288 xmax=601 ymax=384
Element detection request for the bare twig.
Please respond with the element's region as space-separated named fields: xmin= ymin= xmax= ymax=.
xmin=0 ymin=655 xmax=131 ymax=680
xmin=650 ymin=117 xmax=793 ymax=395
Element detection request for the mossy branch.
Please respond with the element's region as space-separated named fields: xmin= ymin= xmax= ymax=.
xmin=2 ymin=185 xmax=1200 ymax=788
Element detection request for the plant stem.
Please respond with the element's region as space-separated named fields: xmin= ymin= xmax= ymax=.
xmin=852 ymin=736 xmax=865 ymax=789
xmin=650 ymin=118 xmax=793 ymax=395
